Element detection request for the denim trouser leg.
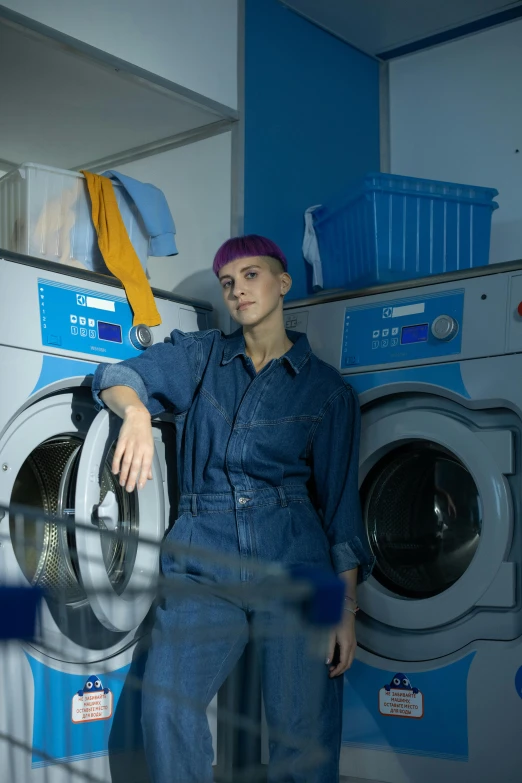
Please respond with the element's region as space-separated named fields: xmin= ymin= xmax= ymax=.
xmin=257 ymin=611 xmax=344 ymax=783
xmin=141 ymin=577 xmax=249 ymax=783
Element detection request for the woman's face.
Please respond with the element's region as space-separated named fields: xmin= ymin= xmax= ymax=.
xmin=218 ymin=255 xmax=291 ymax=327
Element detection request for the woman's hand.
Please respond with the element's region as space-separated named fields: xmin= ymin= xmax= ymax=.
xmin=111 ymin=406 xmax=154 ymax=492
xmin=326 ymin=609 xmax=357 ymax=678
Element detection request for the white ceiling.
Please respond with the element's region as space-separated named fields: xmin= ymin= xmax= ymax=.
xmin=281 ymin=0 xmax=522 ymax=57
xmin=0 ymin=22 xmax=226 ymax=171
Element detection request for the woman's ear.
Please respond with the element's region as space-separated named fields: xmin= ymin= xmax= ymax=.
xmin=281 ymin=272 xmax=292 ymax=296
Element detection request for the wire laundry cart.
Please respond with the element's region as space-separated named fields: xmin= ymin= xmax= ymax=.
xmin=0 ymin=502 xmax=344 ymax=783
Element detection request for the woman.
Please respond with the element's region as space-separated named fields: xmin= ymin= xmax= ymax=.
xmin=92 ymin=234 xmax=374 ymax=782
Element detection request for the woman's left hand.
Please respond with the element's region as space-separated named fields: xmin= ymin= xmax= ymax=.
xmin=326 ymin=610 xmax=356 ymax=678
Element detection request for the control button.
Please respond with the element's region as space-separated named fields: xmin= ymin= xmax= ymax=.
xmin=383 ymin=307 xmax=392 ymax=318
xmin=79 ymin=316 xmax=86 ymax=326
xmin=89 ymin=329 xmax=96 ymax=339
xmin=71 ymin=325 xmax=78 ymax=335
xmin=372 ymin=330 xmax=380 ymax=338
xmin=88 ymin=318 xmax=95 ymax=327
xmin=129 ymin=324 xmax=154 ymax=350
xmin=80 ymin=327 xmax=87 ymax=337
xmin=392 ymin=327 xmax=399 ymax=336
xmin=431 ymin=315 xmax=459 ymax=341
xmin=391 ymin=338 xmax=399 ymax=347
xmin=382 ymin=339 xmax=389 ymax=348
xmin=346 ymin=356 xmax=359 ymax=366
xmin=382 ymin=328 xmax=389 ymax=337
xmin=46 ymin=334 xmax=62 ymax=346
xmin=372 ymin=341 xmax=379 ymax=350
xmin=70 ymin=314 xmax=77 ymax=324
xmin=238 ymin=497 xmax=249 ymax=505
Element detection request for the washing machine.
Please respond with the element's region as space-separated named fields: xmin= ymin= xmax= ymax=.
xmin=284 ymin=261 xmax=522 ymax=783
xmin=0 ymin=250 xmax=213 ymax=782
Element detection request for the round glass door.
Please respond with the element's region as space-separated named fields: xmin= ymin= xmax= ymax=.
xmin=357 ymin=408 xmax=513 ymax=630
xmin=0 ymin=391 xmax=165 ymax=652
xmin=362 ymin=442 xmax=482 ymax=599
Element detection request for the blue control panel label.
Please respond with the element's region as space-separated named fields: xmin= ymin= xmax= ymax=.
xmin=341 ymin=289 xmax=464 ymax=369
xmin=38 ymin=278 xmax=142 ymax=360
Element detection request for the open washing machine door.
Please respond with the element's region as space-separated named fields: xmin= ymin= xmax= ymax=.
xmin=0 ymin=390 xmax=165 ymax=659
xmin=358 ymin=403 xmax=515 ymax=632
xmin=75 ymin=406 xmax=164 ymax=632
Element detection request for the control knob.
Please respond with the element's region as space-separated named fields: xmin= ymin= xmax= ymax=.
xmin=129 ymin=324 xmax=153 ymax=350
xmin=431 ymin=315 xmax=459 ymax=342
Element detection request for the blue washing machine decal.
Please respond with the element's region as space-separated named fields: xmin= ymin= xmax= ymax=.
xmin=348 ymin=362 xmax=470 ymax=399
xmin=26 ymin=653 xmax=144 ymax=768
xmin=31 ymin=354 xmax=96 ymax=396
xmin=342 ymin=654 xmax=475 ymax=761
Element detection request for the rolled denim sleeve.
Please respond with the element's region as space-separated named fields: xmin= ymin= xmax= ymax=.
xmin=92 ymin=329 xmax=210 ymax=416
xmin=310 ymin=386 xmax=375 ymax=581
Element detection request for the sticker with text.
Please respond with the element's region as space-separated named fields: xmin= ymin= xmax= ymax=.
xmin=379 ymin=673 xmax=424 ymax=719
xmin=71 ymin=675 xmax=113 ymax=724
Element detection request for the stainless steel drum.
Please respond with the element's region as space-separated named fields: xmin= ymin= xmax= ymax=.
xmin=9 ymin=435 xmax=138 ymax=604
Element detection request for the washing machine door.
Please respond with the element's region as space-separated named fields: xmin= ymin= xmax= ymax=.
xmin=0 ymin=391 xmax=165 ymax=648
xmin=75 ymin=407 xmax=164 ymax=632
xmin=358 ymin=407 xmax=514 ymax=630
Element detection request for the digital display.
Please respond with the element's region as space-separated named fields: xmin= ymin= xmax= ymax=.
xmin=401 ymin=323 xmax=429 ymax=345
xmin=98 ymin=321 xmax=122 ymax=343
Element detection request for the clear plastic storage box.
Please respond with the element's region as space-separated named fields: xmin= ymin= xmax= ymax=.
xmin=0 ymin=163 xmax=149 ymax=273
xmin=312 ymin=173 xmax=499 ymax=290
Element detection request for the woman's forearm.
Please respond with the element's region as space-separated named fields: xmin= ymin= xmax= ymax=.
xmin=100 ymin=385 xmax=150 ymax=421
xmin=339 ymin=567 xmax=358 ymax=603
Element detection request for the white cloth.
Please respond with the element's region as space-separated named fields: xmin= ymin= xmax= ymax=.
xmin=302 ymin=205 xmax=323 ymax=290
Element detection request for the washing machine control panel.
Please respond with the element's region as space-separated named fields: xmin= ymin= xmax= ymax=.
xmin=38 ymin=278 xmax=145 ymax=360
xmin=341 ymin=289 xmax=464 ymax=369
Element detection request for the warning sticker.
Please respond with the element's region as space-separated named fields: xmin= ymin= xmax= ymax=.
xmin=71 ymin=675 xmax=113 ymax=724
xmin=379 ymin=673 xmax=424 ymax=720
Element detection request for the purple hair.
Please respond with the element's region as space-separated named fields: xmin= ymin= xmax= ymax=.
xmin=213 ymin=234 xmax=287 ymax=276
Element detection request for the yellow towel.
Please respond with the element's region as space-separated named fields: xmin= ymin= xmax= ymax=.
xmin=82 ymin=170 xmax=161 ymax=327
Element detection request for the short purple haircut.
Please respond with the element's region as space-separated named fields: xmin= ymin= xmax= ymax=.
xmin=213 ymin=234 xmax=287 ymax=277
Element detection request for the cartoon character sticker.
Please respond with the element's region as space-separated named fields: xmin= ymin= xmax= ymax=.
xmin=379 ymin=672 xmax=424 ymax=719
xmin=71 ymin=675 xmax=113 ymax=724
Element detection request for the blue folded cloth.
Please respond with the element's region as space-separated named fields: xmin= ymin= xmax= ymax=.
xmin=102 ymin=170 xmax=178 ymax=256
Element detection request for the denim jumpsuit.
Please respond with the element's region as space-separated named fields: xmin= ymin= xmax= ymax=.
xmin=93 ymin=328 xmax=374 ymax=783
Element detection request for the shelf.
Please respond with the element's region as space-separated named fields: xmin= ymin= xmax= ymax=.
xmin=0 ymin=19 xmax=236 ymax=173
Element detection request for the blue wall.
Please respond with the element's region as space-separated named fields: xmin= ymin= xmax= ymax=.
xmin=244 ymin=0 xmax=380 ymax=301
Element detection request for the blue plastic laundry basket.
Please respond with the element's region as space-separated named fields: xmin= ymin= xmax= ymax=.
xmin=312 ymin=173 xmax=499 ymax=290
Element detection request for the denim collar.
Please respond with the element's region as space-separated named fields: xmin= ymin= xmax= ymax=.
xmin=221 ymin=329 xmax=312 ymax=374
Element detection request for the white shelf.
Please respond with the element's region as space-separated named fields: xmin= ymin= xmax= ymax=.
xmin=0 ymin=20 xmax=236 ymax=172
